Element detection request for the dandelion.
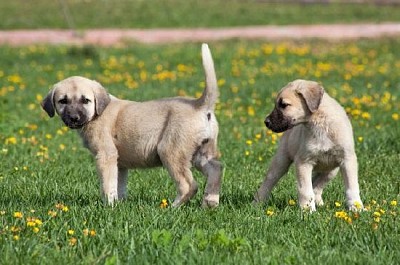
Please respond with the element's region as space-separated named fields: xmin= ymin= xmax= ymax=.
xmin=13 ymin=235 xmax=20 ymax=241
xmin=48 ymin=210 xmax=57 ymax=218
xmin=68 ymin=229 xmax=75 ymax=235
xmin=288 ymin=199 xmax=296 ymax=206
xmin=33 ymin=227 xmax=40 ymax=233
xmin=62 ymin=206 xmax=69 ymax=212
xmin=27 ymin=221 xmax=36 ymax=227
xmin=0 ymin=211 xmax=5 ymax=215
xmin=13 ymin=212 xmax=23 ymax=218
xmin=160 ymin=199 xmax=168 ymax=209
xmin=371 ymin=222 xmax=379 ymax=230
xmin=5 ymin=137 xmax=17 ymax=145
xmin=246 ymin=140 xmax=253 ymax=146
xmin=357 ymin=137 xmax=363 ymax=143
xmin=354 ymin=201 xmax=363 ymax=210
xmin=390 ymin=200 xmax=397 ymax=206
xmin=266 ymin=210 xmax=274 ymax=216
xmin=69 ymin=237 xmax=77 ymax=246
xmin=89 ymin=230 xmax=96 ymax=236
xmin=392 ymin=113 xmax=399 ymax=121
xmin=335 ymin=201 xmax=342 ymax=207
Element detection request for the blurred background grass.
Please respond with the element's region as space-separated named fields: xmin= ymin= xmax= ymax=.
xmin=1 ymin=0 xmax=400 ymax=29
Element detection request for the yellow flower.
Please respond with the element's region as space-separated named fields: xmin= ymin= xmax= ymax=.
xmin=335 ymin=202 xmax=341 ymax=207
xmin=35 ymin=219 xmax=43 ymax=226
xmin=33 ymin=227 xmax=40 ymax=233
xmin=27 ymin=221 xmax=36 ymax=227
xmin=160 ymin=199 xmax=168 ymax=209
xmin=390 ymin=200 xmax=397 ymax=206
xmin=5 ymin=137 xmax=17 ymax=145
xmin=13 ymin=235 xmax=20 ymax=241
xmin=335 ymin=211 xmax=347 ymax=218
xmin=69 ymin=237 xmax=77 ymax=246
xmin=68 ymin=229 xmax=75 ymax=235
xmin=392 ymin=113 xmax=399 ymax=121
xmin=246 ymin=140 xmax=253 ymax=146
xmin=62 ymin=206 xmax=69 ymax=212
xmin=90 ymin=230 xmax=96 ymax=237
xmin=0 ymin=211 xmax=5 ymax=215
xmin=48 ymin=210 xmax=57 ymax=217
xmin=357 ymin=137 xmax=363 ymax=143
xmin=247 ymin=106 xmax=255 ymax=116
xmin=45 ymin=134 xmax=52 ymax=139
xmin=266 ymin=210 xmax=274 ymax=216
xmin=373 ymin=211 xmax=381 ymax=218
xmin=288 ymin=199 xmax=296 ymax=206
xmin=354 ymin=201 xmax=363 ymax=210
xmin=13 ymin=212 xmax=23 ymax=218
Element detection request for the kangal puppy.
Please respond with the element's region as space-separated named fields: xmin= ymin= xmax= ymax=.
xmin=42 ymin=44 xmax=222 ymax=207
xmin=254 ymin=80 xmax=363 ymax=211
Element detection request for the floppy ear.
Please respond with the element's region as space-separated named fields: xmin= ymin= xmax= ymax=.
xmin=92 ymin=83 xmax=111 ymax=116
xmin=296 ymin=82 xmax=324 ymax=113
xmin=41 ymin=88 xmax=56 ymax=117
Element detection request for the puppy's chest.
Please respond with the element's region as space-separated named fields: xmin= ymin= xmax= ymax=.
xmin=306 ymin=136 xmax=345 ymax=170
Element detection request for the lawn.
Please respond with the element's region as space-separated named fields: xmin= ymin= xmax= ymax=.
xmin=0 ymin=39 xmax=399 ymax=264
xmin=1 ymin=0 xmax=400 ymax=29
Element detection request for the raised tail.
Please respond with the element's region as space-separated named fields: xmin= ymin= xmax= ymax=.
xmin=197 ymin=43 xmax=218 ymax=111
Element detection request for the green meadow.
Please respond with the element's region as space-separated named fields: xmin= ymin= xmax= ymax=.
xmin=1 ymin=0 xmax=400 ymax=29
xmin=2 ymin=1 xmax=400 ymax=262
xmin=0 ymin=39 xmax=399 ymax=264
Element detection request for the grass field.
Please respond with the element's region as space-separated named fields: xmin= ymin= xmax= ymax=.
xmin=1 ymin=0 xmax=400 ymax=29
xmin=0 ymin=39 xmax=399 ymax=264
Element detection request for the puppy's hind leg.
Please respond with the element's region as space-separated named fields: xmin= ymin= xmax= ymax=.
xmin=194 ymin=147 xmax=222 ymax=208
xmin=312 ymin=168 xmax=339 ymax=207
xmin=159 ymin=152 xmax=198 ymax=207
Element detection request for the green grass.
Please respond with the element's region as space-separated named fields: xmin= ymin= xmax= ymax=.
xmin=0 ymin=39 xmax=399 ymax=264
xmin=1 ymin=0 xmax=400 ymax=29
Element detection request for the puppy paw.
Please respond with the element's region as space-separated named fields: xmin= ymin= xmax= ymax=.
xmin=202 ymin=194 xmax=219 ymax=208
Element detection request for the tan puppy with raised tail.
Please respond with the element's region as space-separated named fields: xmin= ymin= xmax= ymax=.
xmin=254 ymin=80 xmax=363 ymax=211
xmin=41 ymin=44 xmax=222 ymax=207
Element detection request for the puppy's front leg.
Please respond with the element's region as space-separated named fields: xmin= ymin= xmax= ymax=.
xmin=340 ymin=152 xmax=363 ymax=211
xmin=295 ymin=162 xmax=316 ymax=212
xmin=253 ymin=150 xmax=291 ymax=203
xmin=95 ymin=151 xmax=119 ymax=205
xmin=118 ymin=167 xmax=129 ymax=200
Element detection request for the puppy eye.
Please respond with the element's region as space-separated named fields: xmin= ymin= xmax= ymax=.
xmin=81 ymin=98 xmax=91 ymax=104
xmin=279 ymin=100 xmax=290 ymax=109
xmin=58 ymin=98 xmax=68 ymax=104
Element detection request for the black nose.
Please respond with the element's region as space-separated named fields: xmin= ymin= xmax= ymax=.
xmin=70 ymin=114 xmax=80 ymax=123
xmin=264 ymin=118 xmax=271 ymax=128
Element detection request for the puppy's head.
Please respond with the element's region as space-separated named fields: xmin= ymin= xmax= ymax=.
xmin=41 ymin=76 xmax=111 ymax=129
xmin=265 ymin=79 xmax=324 ymax=133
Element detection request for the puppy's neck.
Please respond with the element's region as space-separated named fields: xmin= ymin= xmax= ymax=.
xmin=305 ymin=110 xmax=337 ymax=143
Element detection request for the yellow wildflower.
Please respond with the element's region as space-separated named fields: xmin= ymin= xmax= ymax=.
xmin=13 ymin=212 xmax=23 ymax=218
xmin=68 ymin=229 xmax=75 ymax=235
xmin=335 ymin=202 xmax=341 ymax=207
xmin=5 ymin=137 xmax=17 ymax=145
xmin=266 ymin=210 xmax=274 ymax=216
xmin=69 ymin=237 xmax=77 ymax=246
xmin=288 ymin=199 xmax=296 ymax=206
xmin=13 ymin=235 xmax=20 ymax=241
xmin=392 ymin=113 xmax=399 ymax=121
xmin=390 ymin=200 xmax=397 ymax=206
xmin=33 ymin=227 xmax=40 ymax=233
xmin=160 ymin=199 xmax=168 ymax=209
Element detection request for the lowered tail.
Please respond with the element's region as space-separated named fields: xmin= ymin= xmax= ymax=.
xmin=197 ymin=43 xmax=218 ymax=111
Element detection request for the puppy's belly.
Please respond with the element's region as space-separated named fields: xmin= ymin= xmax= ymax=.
xmin=312 ymin=150 xmax=344 ymax=172
xmin=117 ymin=148 xmax=162 ymax=169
